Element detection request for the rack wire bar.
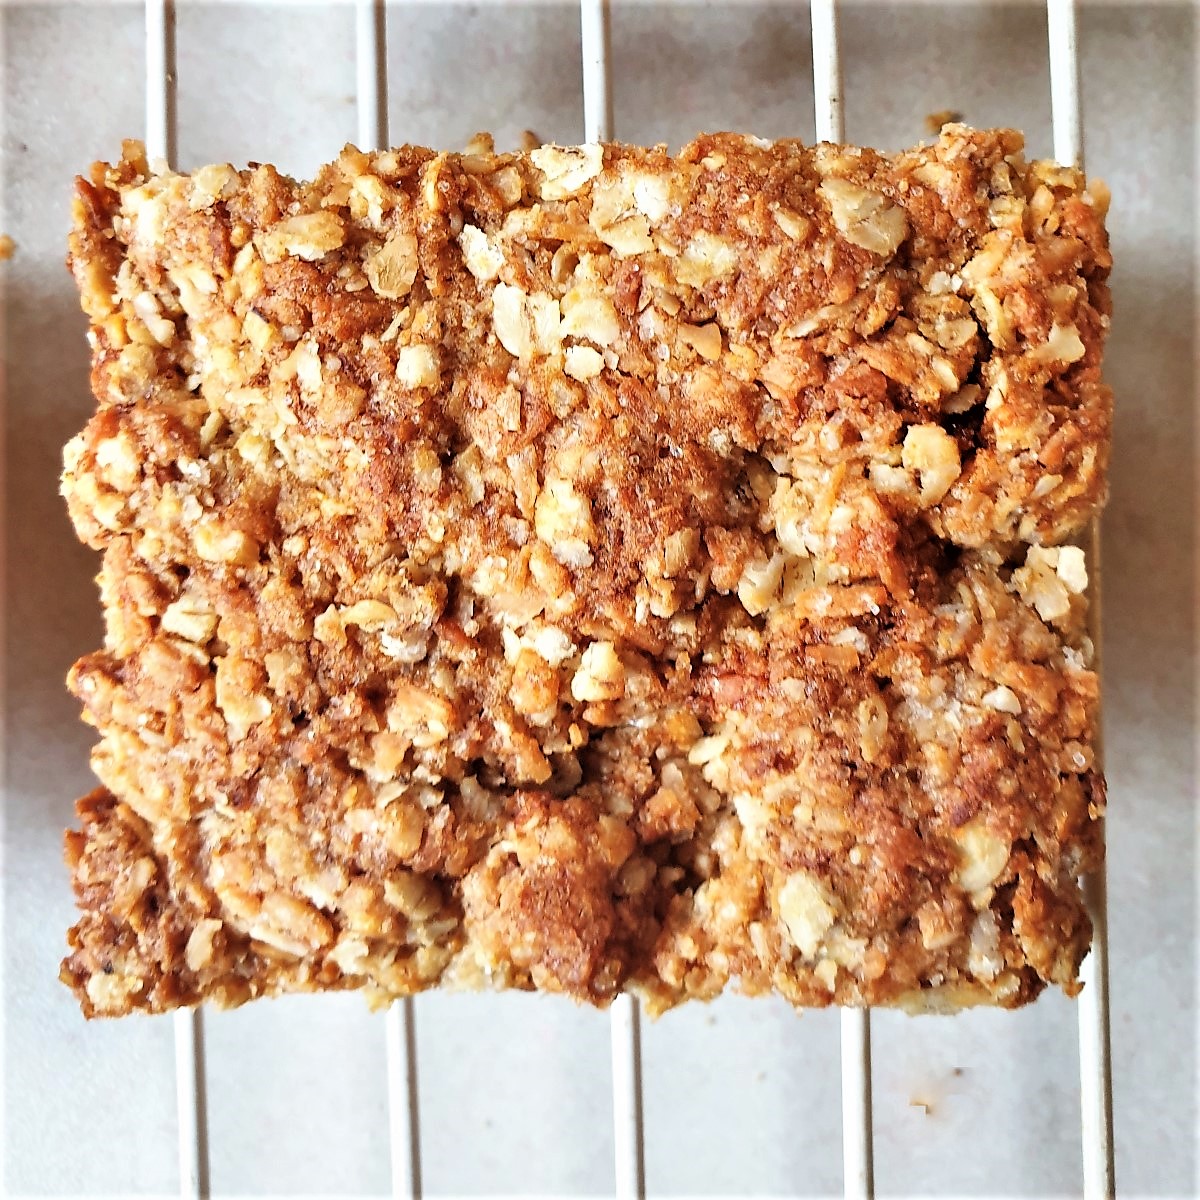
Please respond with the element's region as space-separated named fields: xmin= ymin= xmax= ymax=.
xmin=144 ymin=0 xmax=177 ymax=169
xmin=352 ymin=7 xmax=426 ymax=1195
xmin=1046 ymin=4 xmax=1115 ymax=1196
xmin=610 ymin=992 xmax=647 ymax=1200
xmin=172 ymin=1008 xmax=209 ymax=1200
xmin=811 ymin=6 xmax=876 ymax=1198
xmin=839 ymin=1009 xmax=874 ymax=1200
xmin=146 ymin=4 xmax=208 ymax=1197
xmin=579 ymin=4 xmax=647 ymax=1196
xmin=385 ymin=1000 xmax=424 ymax=1200
xmin=810 ymin=0 xmax=844 ymax=144
xmin=1047 ymin=0 xmax=1083 ymax=171
xmin=580 ymin=0 xmax=615 ymax=147
xmin=1077 ymin=867 xmax=1115 ymax=1199
xmin=356 ymin=0 xmax=389 ymax=156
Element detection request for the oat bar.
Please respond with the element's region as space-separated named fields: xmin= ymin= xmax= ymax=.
xmin=61 ymin=127 xmax=1110 ymax=1015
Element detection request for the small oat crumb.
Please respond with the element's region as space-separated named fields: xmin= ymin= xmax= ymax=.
xmin=924 ymin=109 xmax=962 ymax=134
xmin=0 ymin=234 xmax=15 ymax=260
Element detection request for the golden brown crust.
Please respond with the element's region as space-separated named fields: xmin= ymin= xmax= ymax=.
xmin=60 ymin=127 xmax=1109 ymax=1016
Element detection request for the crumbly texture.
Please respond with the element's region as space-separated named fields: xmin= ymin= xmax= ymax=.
xmin=61 ymin=127 xmax=1110 ymax=1017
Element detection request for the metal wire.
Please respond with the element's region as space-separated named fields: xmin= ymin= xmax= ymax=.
xmin=146 ymin=4 xmax=209 ymax=1197
xmin=839 ymin=1009 xmax=875 ymax=1200
xmin=579 ymin=4 xmax=648 ymax=1195
xmin=1078 ymin=864 xmax=1115 ymax=1199
xmin=352 ymin=5 xmax=425 ymax=1195
xmin=811 ymin=9 xmax=875 ymax=1197
xmin=144 ymin=0 xmax=177 ymax=169
xmin=385 ymin=1000 xmax=424 ymax=1200
xmin=580 ymin=0 xmax=615 ymax=146
xmin=356 ymin=0 xmax=389 ymax=154
xmin=610 ymin=992 xmax=647 ymax=1199
xmin=810 ymin=0 xmax=844 ymax=143
xmin=172 ymin=1007 xmax=208 ymax=1200
xmin=1047 ymin=0 xmax=1084 ymax=171
xmin=1046 ymin=4 xmax=1115 ymax=1195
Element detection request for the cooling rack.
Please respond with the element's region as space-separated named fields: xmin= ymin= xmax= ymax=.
xmin=135 ymin=2 xmax=1115 ymax=1197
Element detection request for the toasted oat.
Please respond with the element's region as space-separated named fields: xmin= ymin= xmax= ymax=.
xmin=924 ymin=109 xmax=963 ymax=135
xmin=61 ymin=127 xmax=1109 ymax=1016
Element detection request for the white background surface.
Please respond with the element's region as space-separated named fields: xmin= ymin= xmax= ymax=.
xmin=1 ymin=1 xmax=1195 ymax=1196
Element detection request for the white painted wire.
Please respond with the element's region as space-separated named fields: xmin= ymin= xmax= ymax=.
xmin=146 ymin=4 xmax=207 ymax=1197
xmin=1047 ymin=5 xmax=1115 ymax=1196
xmin=385 ymin=1000 xmax=423 ymax=1200
xmin=144 ymin=0 xmax=176 ymax=169
xmin=811 ymin=11 xmax=874 ymax=1198
xmin=840 ymin=1008 xmax=874 ymax=1200
xmin=353 ymin=8 xmax=425 ymax=1196
xmin=1047 ymin=0 xmax=1084 ymax=170
xmin=173 ymin=1008 xmax=208 ymax=1200
xmin=1077 ymin=866 xmax=1115 ymax=1199
xmin=579 ymin=4 xmax=646 ymax=1196
xmin=610 ymin=993 xmax=646 ymax=1199
xmin=580 ymin=0 xmax=615 ymax=145
xmin=356 ymin=0 xmax=389 ymax=152
xmin=812 ymin=6 xmax=874 ymax=1197
xmin=810 ymin=0 xmax=844 ymax=143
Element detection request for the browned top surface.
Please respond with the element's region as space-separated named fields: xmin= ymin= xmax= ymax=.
xmin=61 ymin=127 xmax=1109 ymax=1016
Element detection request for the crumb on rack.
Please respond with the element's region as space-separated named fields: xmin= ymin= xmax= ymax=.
xmin=924 ymin=109 xmax=963 ymax=134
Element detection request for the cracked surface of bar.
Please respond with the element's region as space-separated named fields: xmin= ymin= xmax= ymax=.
xmin=61 ymin=127 xmax=1111 ymax=1016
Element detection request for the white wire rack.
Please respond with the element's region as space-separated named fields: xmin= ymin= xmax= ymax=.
xmin=143 ymin=2 xmax=1115 ymax=1196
